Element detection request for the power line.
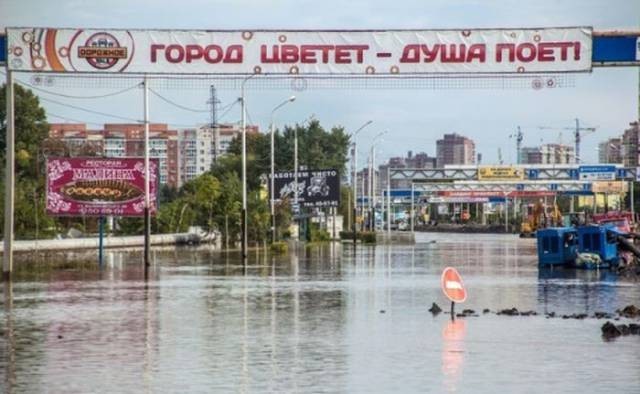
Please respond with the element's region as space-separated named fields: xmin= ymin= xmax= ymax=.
xmin=217 ymin=99 xmax=240 ymax=122
xmin=149 ymin=87 xmax=209 ymax=113
xmin=39 ymin=96 xmax=142 ymax=123
xmin=15 ymin=78 xmax=142 ymax=99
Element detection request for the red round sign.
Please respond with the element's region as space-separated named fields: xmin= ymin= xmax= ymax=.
xmin=441 ymin=267 xmax=467 ymax=303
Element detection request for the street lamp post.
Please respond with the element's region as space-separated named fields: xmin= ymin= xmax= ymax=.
xmin=351 ymin=120 xmax=372 ymax=247
xmin=240 ymin=73 xmax=257 ymax=262
xmin=370 ymin=130 xmax=387 ymax=232
xmin=270 ymin=96 xmax=296 ymax=244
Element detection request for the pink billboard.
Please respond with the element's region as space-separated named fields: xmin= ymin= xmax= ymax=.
xmin=46 ymin=157 xmax=159 ymax=217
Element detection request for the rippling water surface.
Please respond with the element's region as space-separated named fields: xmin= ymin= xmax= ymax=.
xmin=1 ymin=233 xmax=639 ymax=393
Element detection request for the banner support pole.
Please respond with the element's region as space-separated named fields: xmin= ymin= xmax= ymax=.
xmin=143 ymin=75 xmax=151 ymax=267
xmin=3 ymin=69 xmax=14 ymax=279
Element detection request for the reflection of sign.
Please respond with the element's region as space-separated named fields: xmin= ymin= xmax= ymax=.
xmin=579 ymin=165 xmax=616 ymax=181
xmin=46 ymin=157 xmax=158 ymax=216
xmin=592 ymin=181 xmax=627 ymax=193
xmin=428 ymin=197 xmax=489 ymax=203
xmin=439 ymin=191 xmax=554 ymax=198
xmin=272 ymin=169 xmax=339 ymax=208
xmin=477 ymin=166 xmax=524 ymax=180
xmin=7 ymin=27 xmax=592 ymax=74
xmin=441 ymin=267 xmax=467 ymax=303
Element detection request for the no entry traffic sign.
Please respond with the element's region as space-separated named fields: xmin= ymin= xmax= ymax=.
xmin=441 ymin=267 xmax=467 ymax=303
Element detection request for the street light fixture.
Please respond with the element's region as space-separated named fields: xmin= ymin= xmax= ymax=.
xmin=351 ymin=120 xmax=373 ymax=246
xmin=270 ymin=95 xmax=296 ymax=243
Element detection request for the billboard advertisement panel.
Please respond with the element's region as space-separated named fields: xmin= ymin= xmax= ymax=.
xmin=7 ymin=27 xmax=591 ymax=74
xmin=272 ymin=169 xmax=340 ymax=208
xmin=46 ymin=157 xmax=159 ymax=216
xmin=477 ymin=166 xmax=525 ymax=180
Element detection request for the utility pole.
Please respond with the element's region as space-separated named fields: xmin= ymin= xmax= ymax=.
xmin=209 ymin=85 xmax=220 ymax=162
xmin=3 ymin=70 xmax=14 ymax=278
xmin=143 ymin=76 xmax=151 ymax=267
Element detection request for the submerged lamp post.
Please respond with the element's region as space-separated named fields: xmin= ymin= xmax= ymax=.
xmin=270 ymin=96 xmax=296 ymax=243
xmin=351 ymin=120 xmax=373 ymax=248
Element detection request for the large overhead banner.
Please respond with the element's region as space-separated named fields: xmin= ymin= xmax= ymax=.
xmin=46 ymin=157 xmax=159 ymax=217
xmin=7 ymin=27 xmax=592 ymax=74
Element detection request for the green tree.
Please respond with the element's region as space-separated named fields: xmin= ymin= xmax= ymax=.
xmin=0 ymin=83 xmax=55 ymax=238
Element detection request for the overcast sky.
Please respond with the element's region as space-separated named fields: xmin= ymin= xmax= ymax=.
xmin=1 ymin=0 xmax=639 ymax=166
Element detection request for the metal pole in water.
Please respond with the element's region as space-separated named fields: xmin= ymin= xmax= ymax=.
xmin=387 ymin=166 xmax=391 ymax=239
xmin=410 ymin=183 xmax=415 ymax=233
xmin=98 ymin=216 xmax=105 ymax=267
xmin=143 ymin=75 xmax=151 ymax=267
xmin=3 ymin=70 xmax=14 ymax=279
xmin=451 ymin=301 xmax=455 ymax=320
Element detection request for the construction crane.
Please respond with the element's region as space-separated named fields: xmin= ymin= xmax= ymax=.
xmin=538 ymin=118 xmax=597 ymax=163
xmin=508 ymin=126 xmax=523 ymax=164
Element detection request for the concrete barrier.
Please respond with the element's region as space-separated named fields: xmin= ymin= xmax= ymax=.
xmin=2 ymin=233 xmax=211 ymax=253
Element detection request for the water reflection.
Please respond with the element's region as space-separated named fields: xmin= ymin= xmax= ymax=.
xmin=0 ymin=235 xmax=639 ymax=393
xmin=442 ymin=318 xmax=466 ymax=393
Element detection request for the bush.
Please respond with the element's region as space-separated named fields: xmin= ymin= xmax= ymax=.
xmin=339 ymin=231 xmax=376 ymax=243
xmin=270 ymin=241 xmax=288 ymax=254
xmin=359 ymin=231 xmax=377 ymax=244
xmin=309 ymin=223 xmax=331 ymax=242
xmin=340 ymin=231 xmax=355 ymax=240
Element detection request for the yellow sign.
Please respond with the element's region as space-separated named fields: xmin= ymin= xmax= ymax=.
xmin=592 ymin=181 xmax=627 ymax=194
xmin=477 ymin=166 xmax=524 ymax=180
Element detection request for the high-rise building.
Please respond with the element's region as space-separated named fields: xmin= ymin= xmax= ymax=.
xmin=539 ymin=143 xmax=574 ymax=164
xmin=520 ymin=147 xmax=543 ymax=164
xmin=623 ymin=122 xmax=640 ymax=167
xmin=436 ymin=133 xmax=475 ymax=167
xmin=179 ymin=127 xmax=214 ymax=185
xmin=210 ymin=123 xmax=259 ymax=161
xmin=598 ymin=137 xmax=623 ymax=164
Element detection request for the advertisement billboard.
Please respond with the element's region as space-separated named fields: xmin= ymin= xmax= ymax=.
xmin=272 ymin=169 xmax=340 ymax=208
xmin=477 ymin=166 xmax=525 ymax=180
xmin=7 ymin=27 xmax=591 ymax=74
xmin=46 ymin=157 xmax=159 ymax=217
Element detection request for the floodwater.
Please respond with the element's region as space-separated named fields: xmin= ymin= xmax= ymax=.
xmin=1 ymin=233 xmax=639 ymax=393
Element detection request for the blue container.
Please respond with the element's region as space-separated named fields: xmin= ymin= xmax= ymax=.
xmin=576 ymin=225 xmax=620 ymax=267
xmin=536 ymin=227 xmax=578 ymax=267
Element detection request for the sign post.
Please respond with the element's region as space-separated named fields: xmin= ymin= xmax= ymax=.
xmin=441 ymin=267 xmax=467 ymax=319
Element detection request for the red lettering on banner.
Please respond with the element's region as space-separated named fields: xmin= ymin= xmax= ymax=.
xmin=335 ymin=46 xmax=350 ymax=63
xmin=400 ymin=45 xmax=420 ymax=63
xmin=260 ymin=44 xmax=369 ymax=64
xmin=496 ymin=42 xmax=582 ymax=63
xmin=225 ymin=45 xmax=243 ymax=63
xmin=281 ymin=45 xmax=299 ymax=63
xmin=185 ymin=44 xmax=203 ymax=63
xmin=400 ymin=43 xmax=487 ymax=63
xmin=441 ymin=44 xmax=466 ymax=63
xmin=467 ymin=44 xmax=486 ymax=62
xmin=150 ymin=44 xmax=164 ymax=62
xmin=496 ymin=43 xmax=516 ymax=62
xmin=537 ymin=42 xmax=555 ymax=61
xmin=166 ymin=44 xmax=184 ymax=63
xmin=203 ymin=45 xmax=223 ymax=63
xmin=150 ymin=44 xmax=244 ymax=64
xmin=516 ymin=43 xmax=536 ymax=62
xmin=261 ymin=45 xmax=279 ymax=63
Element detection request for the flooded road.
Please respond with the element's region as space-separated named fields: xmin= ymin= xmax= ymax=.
xmin=1 ymin=233 xmax=639 ymax=393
